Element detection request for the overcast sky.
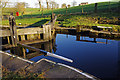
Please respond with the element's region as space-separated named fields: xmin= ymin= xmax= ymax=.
xmin=8 ymin=0 xmax=112 ymax=8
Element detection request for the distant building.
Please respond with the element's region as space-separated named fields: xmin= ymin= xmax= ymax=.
xmin=80 ymin=2 xmax=88 ymax=6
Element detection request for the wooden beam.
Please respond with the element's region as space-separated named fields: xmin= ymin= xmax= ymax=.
xmin=17 ymin=27 xmax=43 ymax=35
xmin=23 ymin=48 xmax=26 ymax=58
xmin=0 ymin=27 xmax=43 ymax=37
xmin=21 ymin=35 xmax=25 ymax=41
xmin=7 ymin=36 xmax=10 ymax=44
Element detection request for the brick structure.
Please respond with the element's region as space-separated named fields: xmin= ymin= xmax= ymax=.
xmin=80 ymin=2 xmax=88 ymax=6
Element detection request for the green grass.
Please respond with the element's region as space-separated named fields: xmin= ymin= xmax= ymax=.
xmin=2 ymin=1 xmax=120 ymax=31
xmin=2 ymin=1 xmax=118 ymax=18
xmin=20 ymin=2 xmax=120 ymax=18
xmin=2 ymin=17 xmax=50 ymax=27
xmin=2 ymin=2 xmax=120 ymax=18
xmin=57 ymin=15 xmax=120 ymax=27
xmin=57 ymin=15 xmax=120 ymax=32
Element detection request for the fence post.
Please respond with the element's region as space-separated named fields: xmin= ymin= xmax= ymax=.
xmin=66 ymin=6 xmax=67 ymax=15
xmin=43 ymin=25 xmax=48 ymax=40
xmin=42 ymin=8 xmax=43 ymax=16
xmin=95 ymin=3 xmax=98 ymax=13
xmin=9 ymin=13 xmax=17 ymax=47
xmin=82 ymin=8 xmax=84 ymax=13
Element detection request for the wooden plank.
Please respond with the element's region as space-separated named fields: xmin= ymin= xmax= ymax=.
xmin=38 ymin=34 xmax=41 ymax=39
xmin=19 ymin=39 xmax=49 ymax=45
xmin=17 ymin=27 xmax=43 ymax=35
xmin=7 ymin=36 xmax=10 ymax=44
xmin=0 ymin=27 xmax=43 ymax=37
xmin=1 ymin=30 xmax=11 ymax=37
xmin=21 ymin=35 xmax=25 ymax=41
xmin=48 ymin=25 xmax=52 ymax=40
xmin=23 ymin=48 xmax=26 ymax=58
xmin=17 ymin=35 xmax=19 ymax=41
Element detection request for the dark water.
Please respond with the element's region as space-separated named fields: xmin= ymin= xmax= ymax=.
xmin=30 ymin=34 xmax=120 ymax=80
xmin=4 ymin=33 xmax=120 ymax=79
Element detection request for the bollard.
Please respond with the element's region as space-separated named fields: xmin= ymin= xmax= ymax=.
xmin=9 ymin=12 xmax=17 ymax=47
xmin=66 ymin=6 xmax=67 ymax=15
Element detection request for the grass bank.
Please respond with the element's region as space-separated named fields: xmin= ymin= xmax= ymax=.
xmin=2 ymin=17 xmax=50 ymax=27
xmin=2 ymin=66 xmax=44 ymax=79
xmin=2 ymin=1 xmax=120 ymax=31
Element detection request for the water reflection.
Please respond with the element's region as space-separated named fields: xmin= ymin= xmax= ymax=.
xmin=118 ymin=42 xmax=120 ymax=80
xmin=4 ymin=33 xmax=57 ymax=59
xmin=3 ymin=33 xmax=120 ymax=79
xmin=76 ymin=34 xmax=109 ymax=44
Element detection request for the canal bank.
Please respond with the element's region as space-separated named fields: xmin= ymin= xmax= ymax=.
xmin=1 ymin=51 xmax=99 ymax=79
xmin=55 ymin=26 xmax=120 ymax=40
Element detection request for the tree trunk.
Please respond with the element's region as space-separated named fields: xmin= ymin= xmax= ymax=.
xmin=47 ymin=2 xmax=49 ymax=10
xmin=39 ymin=1 xmax=41 ymax=11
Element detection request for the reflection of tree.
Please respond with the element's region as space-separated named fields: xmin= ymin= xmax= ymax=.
xmin=38 ymin=0 xmax=42 ymax=11
xmin=52 ymin=33 xmax=57 ymax=53
xmin=53 ymin=42 xmax=57 ymax=53
xmin=10 ymin=46 xmax=23 ymax=56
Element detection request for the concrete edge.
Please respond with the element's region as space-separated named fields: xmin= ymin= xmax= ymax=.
xmin=57 ymin=63 xmax=97 ymax=80
xmin=1 ymin=51 xmax=98 ymax=80
xmin=36 ymin=58 xmax=56 ymax=64
xmin=36 ymin=58 xmax=97 ymax=80
xmin=0 ymin=51 xmax=34 ymax=64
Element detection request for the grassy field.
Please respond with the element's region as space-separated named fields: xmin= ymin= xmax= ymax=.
xmin=2 ymin=1 xmax=120 ymax=31
xmin=57 ymin=14 xmax=120 ymax=29
xmin=2 ymin=1 xmax=120 ymax=18
xmin=20 ymin=2 xmax=120 ymax=18
xmin=2 ymin=17 xmax=50 ymax=27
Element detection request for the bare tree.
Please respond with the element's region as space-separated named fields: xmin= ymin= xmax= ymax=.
xmin=38 ymin=0 xmax=42 ymax=11
xmin=14 ymin=2 xmax=26 ymax=15
xmin=57 ymin=4 xmax=59 ymax=9
xmin=68 ymin=4 xmax=71 ymax=8
xmin=1 ymin=0 xmax=9 ymax=9
xmin=25 ymin=3 xmax=29 ymax=8
xmin=50 ymin=0 xmax=58 ymax=9
xmin=61 ymin=3 xmax=66 ymax=8
xmin=72 ymin=0 xmax=77 ymax=6
xmin=46 ymin=0 xmax=49 ymax=9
